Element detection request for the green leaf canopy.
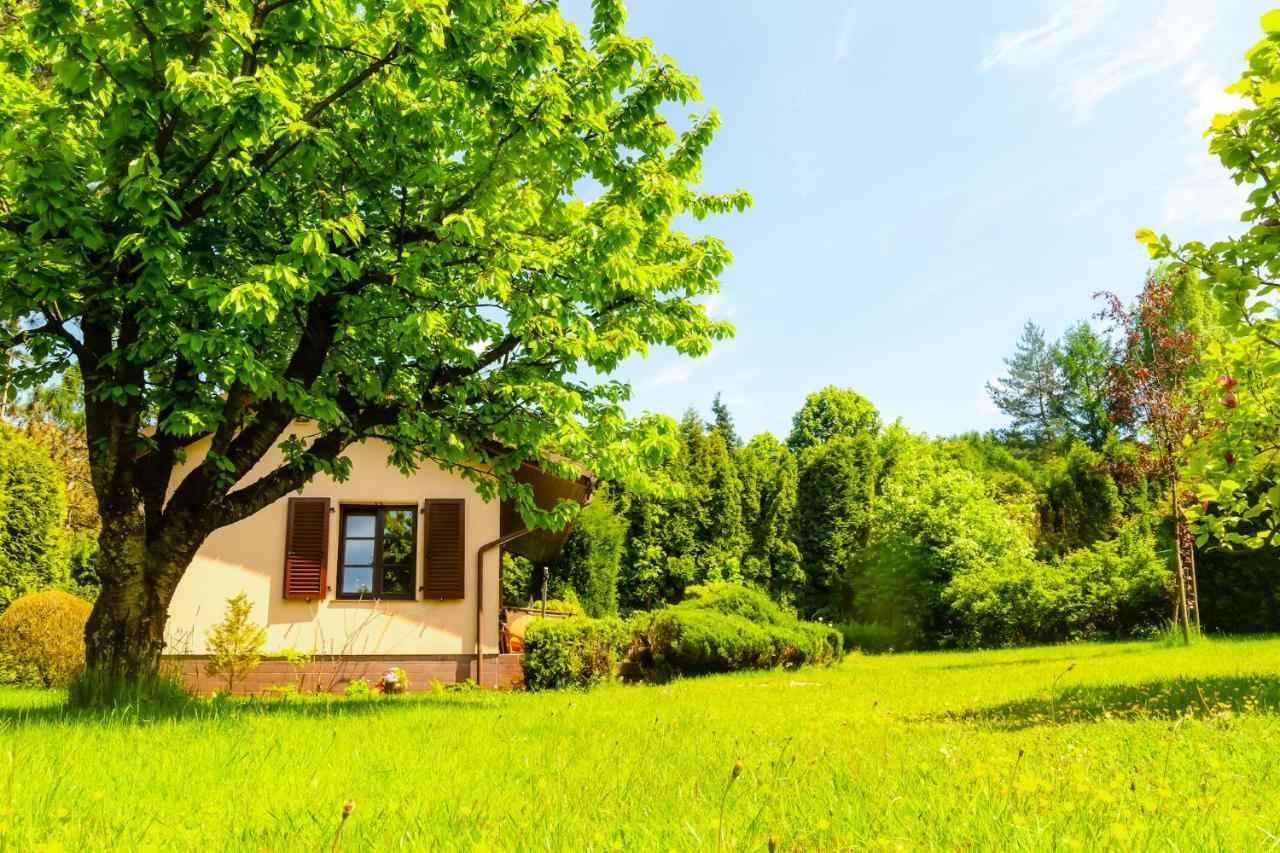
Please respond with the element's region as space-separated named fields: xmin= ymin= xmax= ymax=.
xmin=0 ymin=0 xmax=749 ymax=534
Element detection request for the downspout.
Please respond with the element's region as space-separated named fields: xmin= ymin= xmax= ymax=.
xmin=475 ymin=528 xmax=530 ymax=687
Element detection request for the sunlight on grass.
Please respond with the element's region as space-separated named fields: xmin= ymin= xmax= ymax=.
xmin=0 ymin=637 xmax=1276 ymax=850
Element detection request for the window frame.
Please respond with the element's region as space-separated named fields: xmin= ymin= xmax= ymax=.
xmin=335 ymin=504 xmax=419 ymax=601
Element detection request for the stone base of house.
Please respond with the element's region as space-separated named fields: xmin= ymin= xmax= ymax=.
xmin=165 ymin=653 xmax=525 ymax=696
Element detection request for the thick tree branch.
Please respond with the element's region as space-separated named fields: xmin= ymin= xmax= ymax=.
xmin=178 ymin=45 xmax=401 ymax=226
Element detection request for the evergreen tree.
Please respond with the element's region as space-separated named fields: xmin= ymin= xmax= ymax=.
xmin=737 ymin=434 xmax=803 ymax=601
xmin=986 ymin=321 xmax=1067 ymax=446
xmin=555 ymin=486 xmax=626 ymax=617
xmin=0 ymin=427 xmax=70 ymax=609
xmin=710 ymin=392 xmax=742 ymax=449
xmin=793 ymin=434 xmax=879 ymax=617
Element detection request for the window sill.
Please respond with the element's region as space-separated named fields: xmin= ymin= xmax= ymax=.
xmin=334 ymin=594 xmax=416 ymax=602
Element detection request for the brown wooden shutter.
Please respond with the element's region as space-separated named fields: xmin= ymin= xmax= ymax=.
xmin=283 ymin=497 xmax=330 ymax=600
xmin=422 ymin=499 xmax=465 ymax=599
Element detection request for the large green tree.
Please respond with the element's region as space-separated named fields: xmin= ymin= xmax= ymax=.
xmin=786 ymin=386 xmax=880 ymax=455
xmin=736 ymin=432 xmax=802 ymax=601
xmin=793 ymin=434 xmax=878 ymax=617
xmin=1145 ymin=13 xmax=1280 ymax=555
xmin=986 ymin=320 xmax=1066 ymax=446
xmin=1055 ymin=322 xmax=1113 ymax=451
xmin=0 ymin=0 xmax=746 ymax=679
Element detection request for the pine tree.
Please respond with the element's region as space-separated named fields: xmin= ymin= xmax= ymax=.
xmin=986 ymin=321 xmax=1067 ymax=446
xmin=205 ymin=592 xmax=266 ymax=694
xmin=710 ymin=392 xmax=742 ymax=449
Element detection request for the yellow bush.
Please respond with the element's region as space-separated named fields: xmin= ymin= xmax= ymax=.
xmin=0 ymin=591 xmax=92 ymax=688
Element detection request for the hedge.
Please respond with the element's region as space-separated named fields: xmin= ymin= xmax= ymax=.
xmin=521 ymin=584 xmax=843 ymax=689
xmin=521 ymin=616 xmax=629 ymax=690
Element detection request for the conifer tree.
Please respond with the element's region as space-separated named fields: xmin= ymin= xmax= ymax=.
xmin=986 ymin=321 xmax=1067 ymax=445
xmin=205 ymin=592 xmax=266 ymax=694
xmin=710 ymin=392 xmax=742 ymax=449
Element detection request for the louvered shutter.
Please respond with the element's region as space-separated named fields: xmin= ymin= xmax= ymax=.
xmin=283 ymin=497 xmax=330 ymax=600
xmin=422 ymin=499 xmax=466 ymax=599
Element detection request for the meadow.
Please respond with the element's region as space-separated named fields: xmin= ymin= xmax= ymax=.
xmin=0 ymin=638 xmax=1278 ymax=851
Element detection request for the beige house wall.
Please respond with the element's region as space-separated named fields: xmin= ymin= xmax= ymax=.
xmin=164 ymin=424 xmax=503 ymax=658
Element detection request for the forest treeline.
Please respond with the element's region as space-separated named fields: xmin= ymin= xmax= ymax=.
xmin=2 ymin=268 xmax=1278 ymax=649
xmin=515 ymin=266 xmax=1278 ymax=648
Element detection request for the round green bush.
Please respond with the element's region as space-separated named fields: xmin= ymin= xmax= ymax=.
xmin=0 ymin=590 xmax=92 ymax=687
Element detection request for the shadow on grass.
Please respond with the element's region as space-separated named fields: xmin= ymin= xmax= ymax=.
xmin=0 ymin=688 xmax=505 ymax=729
xmin=933 ymin=642 xmax=1157 ymax=672
xmin=920 ymin=674 xmax=1280 ymax=731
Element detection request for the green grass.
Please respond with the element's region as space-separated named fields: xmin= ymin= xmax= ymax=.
xmin=1 ymin=638 xmax=1278 ymax=851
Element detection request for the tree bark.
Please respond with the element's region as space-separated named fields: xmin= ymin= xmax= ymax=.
xmin=84 ymin=493 xmax=204 ymax=680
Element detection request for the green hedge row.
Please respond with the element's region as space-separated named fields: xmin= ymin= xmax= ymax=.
xmin=521 ymin=584 xmax=842 ymax=690
xmin=521 ymin=616 xmax=629 ymax=690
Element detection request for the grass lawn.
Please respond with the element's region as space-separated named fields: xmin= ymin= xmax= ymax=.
xmin=1 ymin=638 xmax=1278 ymax=851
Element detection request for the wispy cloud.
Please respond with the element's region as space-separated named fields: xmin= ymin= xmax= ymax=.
xmin=831 ymin=3 xmax=858 ymax=65
xmin=645 ymin=363 xmax=695 ymax=389
xmin=1069 ymin=195 xmax=1103 ymax=218
xmin=1160 ymin=150 xmax=1248 ymax=232
xmin=981 ymin=0 xmax=1220 ymax=120
xmin=979 ymin=0 xmax=1117 ymax=72
xmin=1180 ymin=61 xmax=1245 ymax=130
xmin=1056 ymin=0 xmax=1214 ymax=120
xmin=1159 ymin=62 xmax=1249 ymax=234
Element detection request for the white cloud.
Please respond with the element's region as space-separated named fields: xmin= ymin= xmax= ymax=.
xmin=1160 ymin=150 xmax=1248 ymax=233
xmin=1159 ymin=63 xmax=1250 ymax=234
xmin=832 ymin=3 xmax=857 ymax=65
xmin=981 ymin=0 xmax=1224 ymax=120
xmin=979 ymin=0 xmax=1118 ymax=72
xmin=702 ymin=292 xmax=729 ymax=318
xmin=1180 ymin=61 xmax=1245 ymax=131
xmin=645 ymin=363 xmax=695 ymax=389
xmin=1056 ymin=0 xmax=1215 ymax=120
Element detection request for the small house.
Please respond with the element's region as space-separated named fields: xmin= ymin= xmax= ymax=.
xmin=163 ymin=422 xmax=590 ymax=694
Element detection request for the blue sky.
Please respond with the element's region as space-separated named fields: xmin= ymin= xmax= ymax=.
xmin=569 ymin=1 xmax=1272 ymax=440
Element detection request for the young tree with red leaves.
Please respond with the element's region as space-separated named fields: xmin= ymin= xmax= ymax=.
xmin=1097 ymin=267 xmax=1204 ymax=642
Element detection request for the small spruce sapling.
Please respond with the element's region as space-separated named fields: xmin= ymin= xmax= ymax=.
xmin=205 ymin=592 xmax=266 ymax=694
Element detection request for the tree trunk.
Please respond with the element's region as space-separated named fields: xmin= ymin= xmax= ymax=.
xmin=84 ymin=566 xmax=171 ymax=679
xmin=1170 ymin=477 xmax=1191 ymax=643
xmin=83 ymin=502 xmax=194 ymax=680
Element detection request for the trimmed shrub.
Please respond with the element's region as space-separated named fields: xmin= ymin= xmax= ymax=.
xmin=680 ymin=582 xmax=789 ymax=624
xmin=631 ymin=583 xmax=842 ymax=676
xmin=0 ymin=590 xmax=92 ymax=687
xmin=522 ymin=616 xmax=629 ymax=690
